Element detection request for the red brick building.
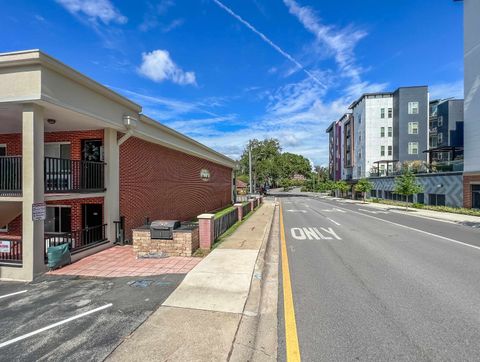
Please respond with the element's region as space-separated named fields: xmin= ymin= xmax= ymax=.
xmin=0 ymin=50 xmax=234 ymax=281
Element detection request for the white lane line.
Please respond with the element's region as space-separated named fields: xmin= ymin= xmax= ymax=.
xmin=315 ymin=199 xmax=480 ymax=253
xmin=327 ymin=218 xmax=341 ymax=226
xmin=0 ymin=290 xmax=27 ymax=300
xmin=0 ymin=303 xmax=113 ymax=348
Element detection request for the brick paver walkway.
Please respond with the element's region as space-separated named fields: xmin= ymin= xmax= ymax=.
xmin=47 ymin=246 xmax=201 ymax=278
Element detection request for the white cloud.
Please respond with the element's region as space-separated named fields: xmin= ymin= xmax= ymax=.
xmin=55 ymin=0 xmax=127 ymax=25
xmin=138 ymin=50 xmax=196 ymax=86
xmin=163 ymin=18 xmax=185 ymax=33
xmin=429 ymin=80 xmax=464 ymax=100
xmin=283 ymin=0 xmax=365 ymax=82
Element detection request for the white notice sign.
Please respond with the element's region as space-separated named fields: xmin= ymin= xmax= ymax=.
xmin=32 ymin=203 xmax=46 ymax=221
xmin=0 ymin=240 xmax=11 ymax=253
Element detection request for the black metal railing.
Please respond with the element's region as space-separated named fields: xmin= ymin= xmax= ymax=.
xmin=0 ymin=156 xmax=22 ymax=196
xmin=214 ymin=208 xmax=238 ymax=241
xmin=45 ymin=224 xmax=107 ymax=256
xmin=242 ymin=203 xmax=251 ymax=218
xmin=44 ymin=157 xmax=105 ymax=193
xmin=0 ymin=239 xmax=22 ymax=265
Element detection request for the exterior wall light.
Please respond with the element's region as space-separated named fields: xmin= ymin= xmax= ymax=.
xmin=123 ymin=115 xmax=138 ymax=130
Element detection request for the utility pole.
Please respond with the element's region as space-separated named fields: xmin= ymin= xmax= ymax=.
xmin=249 ymin=145 xmax=253 ymax=194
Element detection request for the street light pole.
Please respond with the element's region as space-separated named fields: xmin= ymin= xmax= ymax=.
xmin=249 ymin=145 xmax=253 ymax=194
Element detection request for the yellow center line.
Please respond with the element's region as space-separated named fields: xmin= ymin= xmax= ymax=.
xmin=279 ymin=202 xmax=301 ymax=361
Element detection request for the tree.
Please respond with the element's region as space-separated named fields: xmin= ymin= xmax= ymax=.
xmin=355 ymin=178 xmax=373 ymax=203
xmin=335 ymin=180 xmax=350 ymax=198
xmin=394 ymin=170 xmax=423 ymax=210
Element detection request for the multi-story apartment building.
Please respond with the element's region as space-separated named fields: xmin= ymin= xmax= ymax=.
xmin=429 ymin=99 xmax=464 ymax=162
xmin=341 ymin=114 xmax=354 ymax=180
xmin=345 ymin=86 xmax=428 ymax=179
xmin=326 ymin=117 xmax=344 ymax=181
xmin=0 ymin=50 xmax=235 ymax=281
xmin=462 ymin=0 xmax=480 ymax=209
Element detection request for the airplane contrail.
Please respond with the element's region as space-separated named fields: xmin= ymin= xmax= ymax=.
xmin=212 ymin=0 xmax=324 ymax=87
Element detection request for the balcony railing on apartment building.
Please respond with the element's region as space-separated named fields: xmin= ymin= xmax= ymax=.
xmin=0 ymin=156 xmax=105 ymax=195
xmin=0 ymin=239 xmax=22 ymax=266
xmin=370 ymin=160 xmax=464 ymax=177
xmin=44 ymin=224 xmax=108 ymax=257
xmin=0 ymin=156 xmax=22 ymax=196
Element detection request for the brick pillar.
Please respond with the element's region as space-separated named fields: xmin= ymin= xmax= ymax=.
xmin=198 ymin=213 xmax=215 ymax=249
xmin=249 ymin=199 xmax=255 ymax=212
xmin=234 ymin=203 xmax=243 ymax=221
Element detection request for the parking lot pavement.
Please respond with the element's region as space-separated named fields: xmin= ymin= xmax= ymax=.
xmin=0 ymin=273 xmax=184 ymax=361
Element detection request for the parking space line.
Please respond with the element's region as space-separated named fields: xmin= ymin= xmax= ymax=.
xmin=0 ymin=290 xmax=27 ymax=300
xmin=0 ymin=303 xmax=113 ymax=348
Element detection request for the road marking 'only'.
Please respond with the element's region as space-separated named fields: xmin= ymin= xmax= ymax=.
xmin=290 ymin=227 xmax=342 ymax=240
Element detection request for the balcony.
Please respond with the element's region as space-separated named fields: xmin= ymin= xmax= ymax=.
xmin=0 ymin=156 xmax=105 ymax=196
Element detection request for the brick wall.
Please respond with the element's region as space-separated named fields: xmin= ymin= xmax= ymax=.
xmin=120 ymin=136 xmax=232 ymax=240
xmin=132 ymin=227 xmax=200 ymax=257
xmin=0 ymin=129 xmax=104 ymax=158
xmin=463 ymin=174 xmax=480 ymax=208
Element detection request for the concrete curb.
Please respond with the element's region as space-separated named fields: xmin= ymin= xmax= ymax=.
xmin=228 ymin=200 xmax=278 ymax=361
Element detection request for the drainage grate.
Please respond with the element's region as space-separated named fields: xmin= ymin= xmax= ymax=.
xmin=128 ymin=279 xmax=155 ymax=288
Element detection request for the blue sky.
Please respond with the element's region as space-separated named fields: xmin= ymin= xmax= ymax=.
xmin=0 ymin=0 xmax=464 ymax=165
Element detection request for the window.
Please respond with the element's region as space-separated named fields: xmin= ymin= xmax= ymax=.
xmin=381 ymin=146 xmax=385 ymax=156
xmin=438 ymin=133 xmax=443 ymax=145
xmin=44 ymin=206 xmax=72 ymax=233
xmin=408 ymin=102 xmax=419 ymax=114
xmin=388 ymin=108 xmax=393 ymax=118
xmin=380 ymin=164 xmax=386 ymax=176
xmin=371 ymin=190 xmax=377 ymax=198
xmin=388 ymin=145 xmax=393 ymax=156
xmin=388 ymin=127 xmax=393 ymax=137
xmin=472 ymin=185 xmax=480 ymax=209
xmin=380 ymin=127 xmax=385 ymax=137
xmin=429 ymin=194 xmax=445 ymax=206
xmin=438 ymin=116 xmax=443 ymax=127
xmin=408 ymin=142 xmax=419 ymax=155
xmin=45 ymin=143 xmax=71 ymax=159
xmin=417 ymin=193 xmax=425 ymax=204
xmin=408 ymin=122 xmax=419 ymax=135
xmin=381 ymin=108 xmax=385 ymax=119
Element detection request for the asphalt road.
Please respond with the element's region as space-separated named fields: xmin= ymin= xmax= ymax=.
xmin=0 ymin=274 xmax=184 ymax=361
xmin=277 ymin=192 xmax=480 ymax=361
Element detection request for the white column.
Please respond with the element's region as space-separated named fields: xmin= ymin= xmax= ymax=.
xmin=22 ymin=103 xmax=45 ymax=280
xmin=104 ymin=128 xmax=120 ymax=243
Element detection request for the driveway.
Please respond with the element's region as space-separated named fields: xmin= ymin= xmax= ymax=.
xmin=0 ymin=273 xmax=184 ymax=361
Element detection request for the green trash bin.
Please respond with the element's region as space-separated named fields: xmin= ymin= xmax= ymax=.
xmin=47 ymin=243 xmax=71 ymax=270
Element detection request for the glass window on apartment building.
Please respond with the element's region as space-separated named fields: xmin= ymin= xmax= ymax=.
xmin=408 ymin=142 xmax=419 ymax=155
xmin=417 ymin=193 xmax=425 ymax=204
xmin=438 ymin=133 xmax=443 ymax=145
xmin=428 ymin=194 xmax=446 ymax=206
xmin=381 ymin=146 xmax=385 ymax=156
xmin=45 ymin=206 xmax=72 ymax=233
xmin=408 ymin=102 xmax=419 ymax=114
xmin=388 ymin=127 xmax=392 ymax=137
xmin=371 ymin=190 xmax=377 ymax=198
xmin=438 ymin=116 xmax=443 ymax=127
xmin=381 ymin=127 xmax=385 ymax=137
xmin=388 ymin=146 xmax=393 ymax=156
xmin=381 ymin=108 xmax=385 ymax=119
xmin=472 ymin=185 xmax=480 ymax=209
xmin=388 ymin=108 xmax=393 ymax=118
xmin=408 ymin=122 xmax=419 ymax=135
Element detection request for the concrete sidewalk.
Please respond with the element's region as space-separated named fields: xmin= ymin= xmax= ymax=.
xmin=107 ymin=200 xmax=277 ymax=362
xmin=312 ymin=193 xmax=480 ymax=226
